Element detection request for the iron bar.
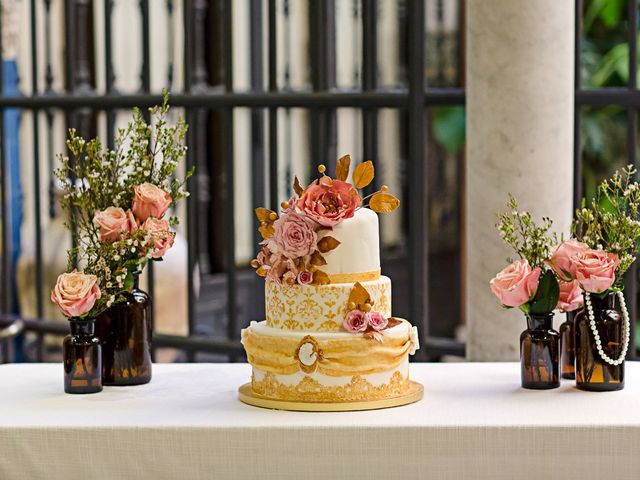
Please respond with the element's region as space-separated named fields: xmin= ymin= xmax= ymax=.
xmin=362 ymin=0 xmax=378 ymax=193
xmin=573 ymin=0 xmax=583 ymax=211
xmin=268 ymin=0 xmax=278 ymax=211
xmin=223 ymin=0 xmax=237 ymax=362
xmin=407 ymin=0 xmax=428 ymax=339
xmin=31 ymin=0 xmax=45 ymax=361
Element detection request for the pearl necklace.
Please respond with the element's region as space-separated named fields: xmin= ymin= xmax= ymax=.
xmin=584 ymin=291 xmax=630 ymax=366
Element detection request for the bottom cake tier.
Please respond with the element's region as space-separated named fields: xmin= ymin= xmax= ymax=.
xmin=241 ymin=319 xmax=420 ymax=402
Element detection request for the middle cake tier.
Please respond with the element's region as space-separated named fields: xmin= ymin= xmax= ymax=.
xmin=265 ymin=276 xmax=391 ymax=332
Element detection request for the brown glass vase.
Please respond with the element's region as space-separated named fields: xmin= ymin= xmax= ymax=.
xmin=559 ymin=311 xmax=577 ymax=380
xmin=63 ymin=318 xmax=102 ymax=394
xmin=96 ymin=271 xmax=152 ymax=385
xmin=520 ymin=313 xmax=560 ymax=389
xmin=575 ymin=291 xmax=625 ymax=391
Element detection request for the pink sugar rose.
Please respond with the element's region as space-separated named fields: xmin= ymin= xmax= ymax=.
xmin=142 ymin=217 xmax=175 ymax=259
xmin=281 ymin=195 xmax=299 ymax=214
xmin=556 ymin=280 xmax=584 ymax=312
xmin=548 ymin=239 xmax=589 ymax=281
xmin=366 ymin=311 xmax=388 ymax=331
xmin=297 ymin=270 xmax=313 ymax=285
xmin=266 ymin=254 xmax=299 ymax=286
xmin=490 ymin=259 xmax=541 ymax=308
xmin=51 ymin=271 xmax=101 ymax=318
xmin=269 ymin=212 xmax=318 ymax=259
xmin=132 ymin=183 xmax=172 ymax=221
xmin=574 ymin=249 xmax=619 ymax=293
xmin=296 ymin=176 xmax=361 ymax=227
xmin=93 ymin=207 xmax=133 ymax=242
xmin=343 ymin=309 xmax=368 ymax=333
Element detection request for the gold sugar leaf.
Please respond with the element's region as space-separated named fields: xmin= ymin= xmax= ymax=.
xmin=348 ymin=282 xmax=371 ymax=309
xmin=310 ymin=251 xmax=328 ymax=266
xmin=369 ymin=192 xmax=400 ymax=213
xmin=317 ymin=236 xmax=341 ymax=253
xmin=386 ymin=317 xmax=402 ymax=329
xmin=256 ymin=266 xmax=268 ymax=277
xmin=312 ymin=270 xmax=331 ymax=285
xmin=335 ymin=154 xmax=351 ymax=182
xmin=293 ymin=176 xmax=304 ymax=196
xmin=255 ymin=207 xmax=274 ymax=222
xmin=258 ymin=223 xmax=275 ymax=239
xmin=352 ymin=160 xmax=374 ymax=189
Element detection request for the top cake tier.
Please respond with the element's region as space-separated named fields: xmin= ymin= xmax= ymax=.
xmin=317 ymin=208 xmax=380 ymax=283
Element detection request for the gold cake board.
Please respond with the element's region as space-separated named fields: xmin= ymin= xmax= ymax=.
xmin=238 ymin=381 xmax=423 ymax=412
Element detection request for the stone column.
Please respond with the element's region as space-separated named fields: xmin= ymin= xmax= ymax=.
xmin=466 ymin=0 xmax=575 ymax=360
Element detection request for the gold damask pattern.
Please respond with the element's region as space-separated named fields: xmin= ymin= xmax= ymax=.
xmin=265 ymin=277 xmax=392 ymax=332
xmin=241 ymin=322 xmax=411 ymax=377
xmin=251 ymin=370 xmax=410 ymax=402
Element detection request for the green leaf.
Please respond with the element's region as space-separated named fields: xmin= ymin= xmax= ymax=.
xmin=528 ymin=270 xmax=560 ymax=316
xmin=432 ymin=106 xmax=465 ymax=154
xmin=124 ymin=271 xmax=135 ymax=292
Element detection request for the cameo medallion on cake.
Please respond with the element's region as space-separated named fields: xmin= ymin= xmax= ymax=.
xmin=295 ymin=335 xmax=322 ymax=373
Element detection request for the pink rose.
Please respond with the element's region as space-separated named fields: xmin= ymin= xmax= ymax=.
xmin=51 ymin=271 xmax=101 ymax=318
xmin=366 ymin=311 xmax=388 ymax=331
xmin=296 ymin=176 xmax=361 ymax=227
xmin=269 ymin=212 xmax=318 ymax=258
xmin=297 ymin=270 xmax=313 ymax=285
xmin=490 ymin=259 xmax=541 ymax=308
xmin=343 ymin=309 xmax=368 ymax=333
xmin=556 ymin=280 xmax=584 ymax=312
xmin=548 ymin=239 xmax=589 ymax=281
xmin=93 ymin=207 xmax=133 ymax=242
xmin=142 ymin=217 xmax=175 ymax=258
xmin=132 ymin=183 xmax=172 ymax=221
xmin=574 ymin=249 xmax=619 ymax=293
xmin=126 ymin=209 xmax=139 ymax=232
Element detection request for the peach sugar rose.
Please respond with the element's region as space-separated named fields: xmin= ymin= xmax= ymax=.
xmin=132 ymin=183 xmax=172 ymax=221
xmin=490 ymin=259 xmax=541 ymax=308
xmin=51 ymin=272 xmax=101 ymax=318
xmin=296 ymin=176 xmax=361 ymax=227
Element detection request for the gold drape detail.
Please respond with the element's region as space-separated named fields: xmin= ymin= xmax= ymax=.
xmin=241 ymin=325 xmax=411 ymax=377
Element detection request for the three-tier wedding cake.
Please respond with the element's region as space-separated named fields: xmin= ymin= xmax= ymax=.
xmin=240 ymin=156 xmax=421 ymax=409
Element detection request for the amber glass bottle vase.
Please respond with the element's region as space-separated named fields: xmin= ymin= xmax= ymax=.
xmin=63 ymin=318 xmax=102 ymax=394
xmin=520 ymin=313 xmax=560 ymax=389
xmin=96 ymin=271 xmax=152 ymax=385
xmin=559 ymin=311 xmax=577 ymax=380
xmin=575 ymin=291 xmax=628 ymax=392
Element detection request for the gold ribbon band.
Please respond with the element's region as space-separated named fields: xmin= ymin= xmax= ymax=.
xmin=241 ymin=323 xmax=411 ymax=377
xmin=326 ymin=269 xmax=381 ymax=284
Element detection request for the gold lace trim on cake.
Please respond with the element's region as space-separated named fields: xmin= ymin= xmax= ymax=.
xmin=242 ymin=324 xmax=412 ymax=377
xmin=251 ymin=370 xmax=410 ymax=402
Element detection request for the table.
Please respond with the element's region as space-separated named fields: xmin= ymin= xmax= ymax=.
xmin=0 ymin=362 xmax=639 ymax=480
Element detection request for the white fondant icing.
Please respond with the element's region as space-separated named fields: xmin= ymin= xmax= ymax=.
xmin=409 ymin=326 xmax=420 ymax=355
xmin=249 ymin=319 xmax=411 ymax=340
xmin=317 ymin=208 xmax=380 ymax=279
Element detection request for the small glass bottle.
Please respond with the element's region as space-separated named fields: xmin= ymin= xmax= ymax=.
xmin=520 ymin=313 xmax=560 ymax=389
xmin=63 ymin=318 xmax=102 ymax=394
xmin=575 ymin=292 xmax=625 ymax=391
xmin=559 ymin=311 xmax=576 ymax=380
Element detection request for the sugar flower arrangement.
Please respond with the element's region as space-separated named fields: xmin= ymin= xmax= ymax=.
xmin=51 ymin=93 xmax=192 ymax=319
xmin=250 ymin=155 xmax=399 ymax=286
xmin=342 ymin=282 xmax=402 ymax=341
xmin=490 ymin=195 xmax=578 ymax=315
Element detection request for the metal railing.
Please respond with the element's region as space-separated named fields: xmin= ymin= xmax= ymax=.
xmin=0 ymin=0 xmax=467 ymax=362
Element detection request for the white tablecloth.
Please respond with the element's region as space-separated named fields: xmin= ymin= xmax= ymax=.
xmin=0 ymin=362 xmax=639 ymax=480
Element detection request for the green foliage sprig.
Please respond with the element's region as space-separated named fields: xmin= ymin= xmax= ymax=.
xmin=496 ymin=194 xmax=559 ymax=268
xmin=574 ymin=165 xmax=640 ymax=282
